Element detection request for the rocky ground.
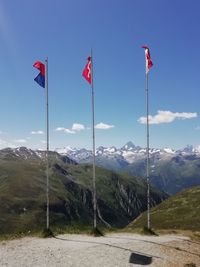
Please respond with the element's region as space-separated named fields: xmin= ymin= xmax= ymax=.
xmin=0 ymin=233 xmax=199 ymax=267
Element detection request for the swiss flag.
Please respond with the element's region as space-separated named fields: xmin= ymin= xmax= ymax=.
xmin=82 ymin=56 xmax=92 ymax=84
xmin=142 ymin=45 xmax=153 ymax=73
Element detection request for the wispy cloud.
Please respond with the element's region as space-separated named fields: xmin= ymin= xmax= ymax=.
xmin=55 ymin=123 xmax=85 ymax=134
xmin=72 ymin=123 xmax=85 ymax=131
xmin=55 ymin=122 xmax=114 ymax=133
xmin=0 ymin=139 xmax=7 ymax=146
xmin=55 ymin=127 xmax=65 ymax=131
xmin=55 ymin=127 xmax=76 ymax=134
xmin=0 ymin=139 xmax=15 ymax=148
xmin=138 ymin=110 xmax=197 ymax=125
xmin=31 ymin=130 xmax=44 ymax=135
xmin=64 ymin=129 xmax=76 ymax=134
xmin=95 ymin=122 xmax=115 ymax=130
xmin=14 ymin=139 xmax=27 ymax=143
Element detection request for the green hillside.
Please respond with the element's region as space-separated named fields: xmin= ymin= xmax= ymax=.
xmin=126 ymin=185 xmax=200 ymax=231
xmin=0 ymin=148 xmax=167 ymax=235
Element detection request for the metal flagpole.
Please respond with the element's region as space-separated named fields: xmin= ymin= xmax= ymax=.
xmin=91 ymin=49 xmax=97 ymax=229
xmin=146 ymin=71 xmax=150 ymax=230
xmin=45 ymin=57 xmax=50 ymax=230
xmin=142 ymin=45 xmax=153 ymax=230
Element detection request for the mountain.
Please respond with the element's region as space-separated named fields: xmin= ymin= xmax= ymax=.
xmin=126 ymin=185 xmax=200 ymax=231
xmin=124 ymin=151 xmax=200 ymax=195
xmin=0 ymin=147 xmax=167 ymax=235
xmin=56 ymin=142 xmax=200 ymax=195
xmin=121 ymin=141 xmax=136 ymax=150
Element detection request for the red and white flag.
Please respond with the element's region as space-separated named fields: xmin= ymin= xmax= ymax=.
xmin=142 ymin=45 xmax=153 ymax=73
xmin=82 ymin=56 xmax=92 ymax=84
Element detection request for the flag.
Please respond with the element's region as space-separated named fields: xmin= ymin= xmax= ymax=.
xmin=33 ymin=61 xmax=45 ymax=88
xmin=82 ymin=56 xmax=92 ymax=84
xmin=142 ymin=45 xmax=153 ymax=73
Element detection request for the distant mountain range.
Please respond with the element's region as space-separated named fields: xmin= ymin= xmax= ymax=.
xmin=0 ymin=147 xmax=166 ymax=234
xmin=55 ymin=142 xmax=200 ymax=195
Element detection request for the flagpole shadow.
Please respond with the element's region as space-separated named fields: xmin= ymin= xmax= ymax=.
xmin=54 ymin=235 xmax=161 ymax=265
xmin=105 ymin=235 xmax=200 ymax=258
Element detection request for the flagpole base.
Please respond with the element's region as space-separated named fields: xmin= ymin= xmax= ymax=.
xmin=91 ymin=227 xmax=104 ymax=237
xmin=42 ymin=228 xmax=54 ymax=238
xmin=142 ymin=226 xmax=157 ymax=236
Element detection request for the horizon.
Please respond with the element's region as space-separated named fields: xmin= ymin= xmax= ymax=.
xmin=0 ymin=1 xmax=200 ymax=150
xmin=0 ymin=141 xmax=199 ymax=152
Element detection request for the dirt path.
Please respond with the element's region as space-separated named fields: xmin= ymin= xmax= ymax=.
xmin=0 ymin=233 xmax=199 ymax=266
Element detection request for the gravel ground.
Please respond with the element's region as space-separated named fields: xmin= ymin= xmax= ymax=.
xmin=0 ymin=233 xmax=200 ymax=267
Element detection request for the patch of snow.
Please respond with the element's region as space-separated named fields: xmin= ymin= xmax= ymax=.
xmin=163 ymin=148 xmax=175 ymax=154
xmin=55 ymin=146 xmax=75 ymax=155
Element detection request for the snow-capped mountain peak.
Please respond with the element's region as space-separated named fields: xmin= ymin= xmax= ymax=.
xmin=54 ymin=142 xmax=200 ymax=167
xmin=121 ymin=141 xmax=136 ymax=151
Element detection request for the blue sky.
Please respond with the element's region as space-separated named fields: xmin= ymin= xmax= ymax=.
xmin=0 ymin=0 xmax=200 ymax=150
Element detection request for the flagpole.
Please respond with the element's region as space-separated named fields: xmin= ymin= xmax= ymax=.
xmin=91 ymin=48 xmax=97 ymax=230
xmin=45 ymin=57 xmax=50 ymax=230
xmin=146 ymin=71 xmax=150 ymax=230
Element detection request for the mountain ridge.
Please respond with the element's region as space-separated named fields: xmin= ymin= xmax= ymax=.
xmin=2 ymin=144 xmax=200 ymax=195
xmin=55 ymin=142 xmax=200 ymax=195
xmin=0 ymin=146 xmax=167 ymax=234
xmin=55 ymin=142 xmax=200 ymax=164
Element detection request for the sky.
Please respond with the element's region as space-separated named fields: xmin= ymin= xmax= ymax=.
xmin=0 ymin=0 xmax=200 ymax=150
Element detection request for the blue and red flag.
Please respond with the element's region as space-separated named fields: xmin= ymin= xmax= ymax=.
xmin=33 ymin=61 xmax=45 ymax=88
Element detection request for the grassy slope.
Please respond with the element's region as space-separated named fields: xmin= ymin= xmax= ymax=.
xmin=0 ymin=154 xmax=167 ymax=235
xmin=126 ymin=185 xmax=200 ymax=231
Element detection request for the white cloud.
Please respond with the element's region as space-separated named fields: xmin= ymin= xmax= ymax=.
xmin=0 ymin=139 xmax=8 ymax=146
xmin=55 ymin=127 xmax=65 ymax=131
xmin=64 ymin=129 xmax=76 ymax=134
xmin=55 ymin=127 xmax=75 ymax=134
xmin=0 ymin=139 xmax=16 ymax=148
xmin=72 ymin=123 xmax=85 ymax=131
xmin=14 ymin=139 xmax=27 ymax=143
xmin=0 ymin=139 xmax=4 ymax=145
xmin=55 ymin=123 xmax=86 ymax=134
xmin=138 ymin=110 xmax=197 ymax=125
xmin=41 ymin=140 xmax=46 ymax=144
xmin=31 ymin=130 xmax=44 ymax=135
xmin=95 ymin=122 xmax=115 ymax=130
